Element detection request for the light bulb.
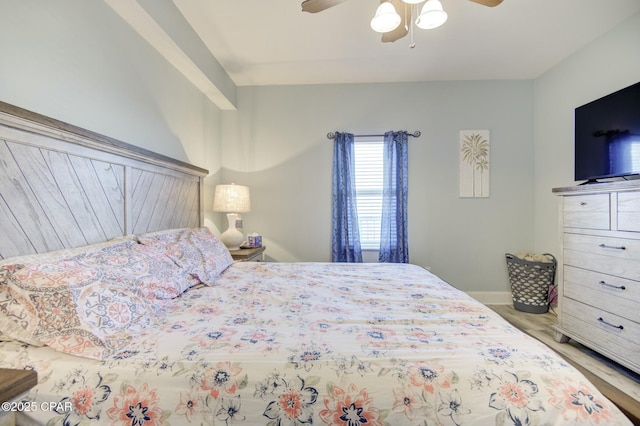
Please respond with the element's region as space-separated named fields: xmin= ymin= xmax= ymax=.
xmin=415 ymin=0 xmax=447 ymax=29
xmin=370 ymin=2 xmax=402 ymax=33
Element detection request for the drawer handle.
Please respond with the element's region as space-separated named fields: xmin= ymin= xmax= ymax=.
xmin=597 ymin=317 xmax=624 ymax=330
xmin=599 ymin=281 xmax=626 ymax=291
xmin=598 ymin=243 xmax=626 ymax=251
xmin=579 ymin=201 xmax=587 ymax=206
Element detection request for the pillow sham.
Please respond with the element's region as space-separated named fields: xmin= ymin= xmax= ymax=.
xmin=0 ymin=267 xmax=8 ymax=342
xmin=4 ymin=257 xmax=153 ymax=360
xmin=0 ymin=236 xmax=137 ymax=270
xmin=1 ymin=264 xmax=45 ymax=346
xmin=75 ymin=241 xmax=199 ymax=299
xmin=1 ymin=240 xmax=152 ymax=345
xmin=0 ymin=268 xmax=7 ymax=342
xmin=0 ymin=240 xmax=197 ymax=358
xmin=137 ymin=227 xmax=233 ymax=285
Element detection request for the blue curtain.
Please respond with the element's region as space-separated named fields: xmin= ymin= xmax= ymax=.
xmin=331 ymin=132 xmax=362 ymax=262
xmin=379 ymin=131 xmax=409 ymax=263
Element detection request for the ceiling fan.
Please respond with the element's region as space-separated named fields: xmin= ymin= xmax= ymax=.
xmin=302 ymin=0 xmax=504 ymax=45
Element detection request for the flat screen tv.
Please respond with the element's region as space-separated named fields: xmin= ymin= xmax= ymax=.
xmin=574 ymin=81 xmax=640 ymax=183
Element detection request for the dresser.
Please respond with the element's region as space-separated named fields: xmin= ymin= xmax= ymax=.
xmin=553 ymin=181 xmax=640 ymax=374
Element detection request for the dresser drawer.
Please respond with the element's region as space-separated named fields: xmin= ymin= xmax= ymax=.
xmin=563 ymin=194 xmax=610 ymax=230
xmin=563 ymin=265 xmax=640 ymax=323
xmin=564 ymin=249 xmax=640 ymax=281
xmin=618 ymin=191 xmax=640 ymax=233
xmin=561 ymin=298 xmax=640 ymax=368
xmin=563 ymin=233 xmax=640 ymax=280
xmin=563 ymin=228 xmax=640 ymax=258
xmin=564 ymin=233 xmax=640 ymax=261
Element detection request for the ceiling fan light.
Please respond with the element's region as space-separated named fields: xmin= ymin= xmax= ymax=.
xmin=415 ymin=0 xmax=448 ymax=29
xmin=370 ymin=2 xmax=401 ymax=33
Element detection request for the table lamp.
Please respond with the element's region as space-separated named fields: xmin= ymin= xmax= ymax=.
xmin=213 ymin=183 xmax=250 ymax=251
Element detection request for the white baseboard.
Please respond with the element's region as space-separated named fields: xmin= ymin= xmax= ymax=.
xmin=465 ymin=291 xmax=512 ymax=305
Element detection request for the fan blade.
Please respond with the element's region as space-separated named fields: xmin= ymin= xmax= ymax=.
xmin=381 ymin=0 xmax=408 ymax=43
xmin=468 ymin=0 xmax=504 ymax=7
xmin=301 ymin=0 xmax=349 ymax=13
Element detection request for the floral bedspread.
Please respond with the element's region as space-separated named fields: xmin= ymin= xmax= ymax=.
xmin=0 ymin=262 xmax=631 ymax=425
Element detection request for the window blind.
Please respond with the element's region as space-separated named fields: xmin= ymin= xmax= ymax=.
xmin=354 ymin=140 xmax=383 ymax=250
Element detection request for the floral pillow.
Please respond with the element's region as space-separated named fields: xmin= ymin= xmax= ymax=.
xmin=137 ymin=227 xmax=233 ymax=285
xmin=0 ymin=240 xmax=197 ymax=358
xmin=0 ymin=264 xmax=44 ymax=346
xmin=75 ymin=241 xmax=199 ymax=299
xmin=0 ymin=239 xmax=138 ymax=346
xmin=0 ymin=236 xmax=137 ymax=270
xmin=4 ymin=256 xmax=153 ymax=360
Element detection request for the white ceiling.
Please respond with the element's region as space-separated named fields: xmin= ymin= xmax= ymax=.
xmin=170 ymin=0 xmax=640 ymax=87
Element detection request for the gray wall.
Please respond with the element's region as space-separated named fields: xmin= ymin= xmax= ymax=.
xmin=533 ymin=12 xmax=640 ymax=259
xmin=222 ymin=81 xmax=535 ymax=294
xmin=0 ymin=0 xmax=223 ymax=229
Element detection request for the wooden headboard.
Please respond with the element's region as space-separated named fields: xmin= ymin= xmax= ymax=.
xmin=0 ymin=101 xmax=208 ymax=259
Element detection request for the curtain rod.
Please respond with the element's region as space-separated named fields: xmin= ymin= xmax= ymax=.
xmin=326 ymin=131 xmax=421 ymax=139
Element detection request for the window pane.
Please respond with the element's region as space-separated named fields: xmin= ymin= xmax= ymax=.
xmin=354 ymin=141 xmax=383 ymax=250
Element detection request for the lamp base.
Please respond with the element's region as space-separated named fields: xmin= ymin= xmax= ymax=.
xmin=220 ymin=213 xmax=244 ymax=251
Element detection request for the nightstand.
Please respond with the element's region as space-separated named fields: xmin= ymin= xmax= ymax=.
xmin=0 ymin=368 xmax=37 ymax=426
xmin=231 ymin=246 xmax=266 ymax=262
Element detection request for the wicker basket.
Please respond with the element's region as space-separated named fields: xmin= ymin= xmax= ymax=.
xmin=505 ymin=253 xmax=556 ymax=314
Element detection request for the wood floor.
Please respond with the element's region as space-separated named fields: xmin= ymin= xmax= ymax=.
xmin=487 ymin=304 xmax=640 ymax=425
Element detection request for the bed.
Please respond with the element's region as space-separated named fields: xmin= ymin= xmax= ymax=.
xmin=0 ymin=102 xmax=633 ymax=425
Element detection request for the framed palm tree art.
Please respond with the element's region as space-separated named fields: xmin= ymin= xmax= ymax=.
xmin=459 ymin=130 xmax=490 ymax=198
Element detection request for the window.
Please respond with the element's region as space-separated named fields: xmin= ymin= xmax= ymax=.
xmin=353 ymin=138 xmax=383 ymax=250
xmin=332 ymin=130 xmax=409 ymax=263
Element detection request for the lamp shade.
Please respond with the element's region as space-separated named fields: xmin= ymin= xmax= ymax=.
xmin=415 ymin=0 xmax=448 ymax=29
xmin=213 ymin=184 xmax=250 ymax=213
xmin=370 ymin=1 xmax=401 ymax=33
